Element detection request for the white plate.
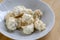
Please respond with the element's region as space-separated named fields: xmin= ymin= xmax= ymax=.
xmin=0 ymin=0 xmax=55 ymax=40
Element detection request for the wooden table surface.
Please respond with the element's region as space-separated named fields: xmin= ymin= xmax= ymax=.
xmin=0 ymin=0 xmax=60 ymax=40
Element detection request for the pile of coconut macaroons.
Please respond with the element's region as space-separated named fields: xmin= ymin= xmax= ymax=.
xmin=4 ymin=6 xmax=46 ymax=34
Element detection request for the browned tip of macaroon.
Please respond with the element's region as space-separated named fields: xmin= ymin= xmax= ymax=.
xmin=15 ymin=12 xmax=24 ymax=18
xmin=21 ymin=21 xmax=28 ymax=26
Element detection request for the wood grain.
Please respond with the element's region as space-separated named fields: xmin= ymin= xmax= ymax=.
xmin=0 ymin=0 xmax=60 ymax=40
xmin=0 ymin=0 xmax=3 ymax=3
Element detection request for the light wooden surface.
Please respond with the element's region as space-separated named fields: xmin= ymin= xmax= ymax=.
xmin=0 ymin=0 xmax=60 ymax=40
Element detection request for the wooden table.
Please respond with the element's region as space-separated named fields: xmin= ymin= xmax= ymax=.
xmin=0 ymin=0 xmax=60 ymax=40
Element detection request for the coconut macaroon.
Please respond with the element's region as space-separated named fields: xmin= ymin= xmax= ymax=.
xmin=21 ymin=13 xmax=34 ymax=25
xmin=21 ymin=9 xmax=34 ymax=15
xmin=21 ymin=23 xmax=34 ymax=34
xmin=34 ymin=9 xmax=43 ymax=19
xmin=12 ymin=6 xmax=26 ymax=17
xmin=5 ymin=17 xmax=18 ymax=31
xmin=26 ymin=9 xmax=34 ymax=15
xmin=11 ymin=6 xmax=34 ymax=18
xmin=34 ymin=18 xmax=46 ymax=31
xmin=4 ymin=11 xmax=14 ymax=21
